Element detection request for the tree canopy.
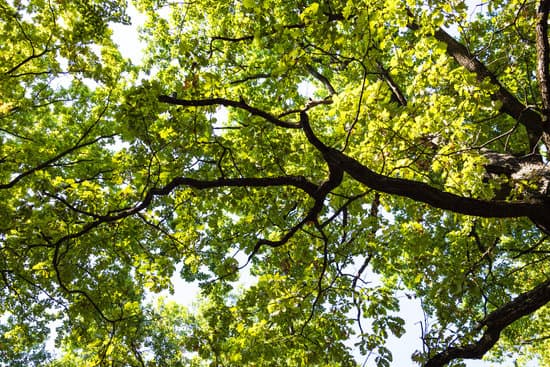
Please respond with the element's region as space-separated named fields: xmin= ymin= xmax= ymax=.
xmin=1 ymin=0 xmax=550 ymax=366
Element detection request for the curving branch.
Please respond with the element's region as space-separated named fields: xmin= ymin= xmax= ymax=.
xmin=51 ymin=237 xmax=123 ymax=324
xmin=48 ymin=174 xmax=321 ymax=322
xmin=5 ymin=48 xmax=51 ymax=76
xmin=305 ymin=64 xmax=336 ymax=95
xmin=160 ymin=97 xmax=550 ymax=231
xmin=432 ymin=27 xmax=546 ymax=148
xmin=405 ymin=14 xmax=547 ymax=150
xmin=0 ymin=133 xmax=116 ymax=190
xmin=336 ymin=148 xmax=549 ymax=231
xmin=158 ymin=95 xmax=300 ymax=128
xmin=299 ymin=111 xmax=550 ymax=232
xmin=52 ymin=175 xmax=319 ymax=248
xmin=0 ymin=99 xmax=114 ymax=190
xmin=424 ymin=278 xmax=550 ymax=367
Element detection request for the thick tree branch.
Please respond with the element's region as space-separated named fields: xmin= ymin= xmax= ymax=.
xmin=53 ymin=175 xmax=318 ymax=248
xmin=536 ymin=0 xmax=550 ymax=117
xmin=158 ymin=95 xmax=300 ymax=128
xmin=334 ymin=148 xmax=549 ymax=229
xmin=300 ymin=112 xmax=550 ymax=231
xmin=424 ymin=278 xmax=550 ymax=367
xmin=138 ymin=176 xmax=318 ymax=210
xmin=430 ymin=27 xmax=545 ymax=148
xmin=406 ymin=11 xmax=547 ymax=149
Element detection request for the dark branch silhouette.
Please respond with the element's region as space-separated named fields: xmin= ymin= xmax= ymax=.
xmin=158 ymin=95 xmax=301 ymax=128
xmin=425 ymin=279 xmax=550 ymax=367
xmin=408 ymin=20 xmax=548 ymax=150
xmin=299 ymin=110 xmax=550 ymax=231
xmin=536 ymin=0 xmax=550 ymax=117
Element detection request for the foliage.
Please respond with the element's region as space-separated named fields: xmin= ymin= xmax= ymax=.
xmin=1 ymin=0 xmax=550 ymax=366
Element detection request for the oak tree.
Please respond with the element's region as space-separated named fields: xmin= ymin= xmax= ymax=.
xmin=1 ymin=0 xmax=550 ymax=366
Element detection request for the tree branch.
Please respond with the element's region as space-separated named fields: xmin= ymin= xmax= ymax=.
xmin=424 ymin=278 xmax=550 ymax=367
xmin=299 ymin=111 xmax=550 ymax=231
xmin=0 ymin=100 xmax=113 ymax=190
xmin=305 ymin=64 xmax=336 ymax=95
xmin=406 ymin=13 xmax=546 ymax=149
xmin=0 ymin=134 xmax=115 ymax=190
xmin=377 ymin=61 xmax=407 ymax=106
xmin=334 ymin=148 xmax=549 ymax=227
xmin=48 ymin=175 xmax=320 ymax=320
xmin=536 ymin=0 xmax=550 ymax=117
xmin=158 ymin=95 xmax=300 ymax=128
xmin=431 ymin=27 xmax=545 ymax=148
xmin=5 ymin=48 xmax=51 ymax=76
xmin=52 ymin=175 xmax=318 ymax=250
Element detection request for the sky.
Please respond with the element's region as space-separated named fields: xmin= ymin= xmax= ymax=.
xmin=107 ymin=3 xmax=520 ymax=367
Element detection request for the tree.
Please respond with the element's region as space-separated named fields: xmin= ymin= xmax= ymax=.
xmin=1 ymin=0 xmax=550 ymax=365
